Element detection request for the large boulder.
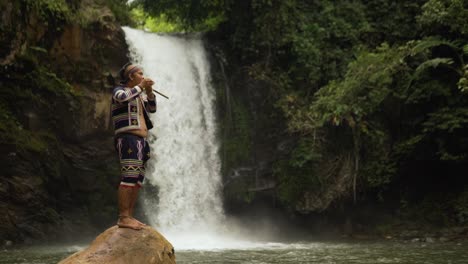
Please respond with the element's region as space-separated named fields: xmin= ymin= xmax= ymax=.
xmin=59 ymin=226 xmax=176 ymax=264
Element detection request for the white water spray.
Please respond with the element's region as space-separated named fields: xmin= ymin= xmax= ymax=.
xmin=122 ymin=27 xmax=262 ymax=249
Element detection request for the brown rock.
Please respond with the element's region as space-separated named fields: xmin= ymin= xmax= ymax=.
xmin=59 ymin=226 xmax=176 ymax=264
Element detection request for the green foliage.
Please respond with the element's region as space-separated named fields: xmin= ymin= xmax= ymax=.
xmin=418 ymin=0 xmax=468 ymax=36
xmin=0 ymin=104 xmax=49 ymax=153
xmin=289 ymin=1 xmax=370 ymax=87
xmin=289 ymin=138 xmax=322 ymax=168
xmin=133 ymin=0 xmax=226 ymax=32
xmin=458 ymin=64 xmax=468 ymax=92
xmin=311 ymin=43 xmax=411 ymax=129
xmin=304 ymin=38 xmax=468 ymax=191
xmin=223 ymin=99 xmax=252 ymax=171
xmin=20 ymin=0 xmax=135 ymax=31
xmin=105 ymin=0 xmax=134 ymax=26
xmin=274 ymin=158 xmax=316 ymax=205
xmin=363 ymin=0 xmax=427 ymax=44
xmin=24 ymin=0 xmax=71 ymax=24
xmin=274 ymin=136 xmax=323 ymax=205
xmin=360 ymin=130 xmax=396 ymax=189
xmin=15 ymin=53 xmax=81 ymax=98
xmin=421 ymin=107 xmax=468 ymax=161
xmin=410 ymin=38 xmax=465 ymax=79
xmin=275 ymin=30 xmax=467 ymax=204
xmin=411 ymin=38 xmax=460 ymax=55
xmin=423 ymin=107 xmax=468 ymax=134
xmin=220 ymin=0 xmax=468 ymax=209
xmin=413 ymin=58 xmax=455 ymax=78
xmin=131 ymin=7 xmax=185 ymax=32
xmin=0 ymin=52 xmax=80 ymax=153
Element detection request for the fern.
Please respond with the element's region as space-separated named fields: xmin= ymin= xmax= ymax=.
xmin=463 ymin=44 xmax=468 ymax=55
xmin=413 ymin=58 xmax=454 ymax=77
xmin=412 ymin=37 xmax=459 ymax=56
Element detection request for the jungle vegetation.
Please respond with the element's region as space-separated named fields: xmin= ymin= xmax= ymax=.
xmin=132 ymin=0 xmax=468 ymax=227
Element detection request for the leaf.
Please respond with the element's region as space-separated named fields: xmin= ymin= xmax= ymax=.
xmin=463 ymin=44 xmax=468 ymax=55
xmin=412 ymin=38 xmax=459 ymax=56
xmin=413 ymin=58 xmax=454 ymax=78
xmin=29 ymin=46 xmax=47 ymax=53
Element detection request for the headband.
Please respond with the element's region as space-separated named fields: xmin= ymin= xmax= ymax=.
xmin=119 ymin=63 xmax=142 ymax=84
xmin=125 ymin=65 xmax=141 ymax=76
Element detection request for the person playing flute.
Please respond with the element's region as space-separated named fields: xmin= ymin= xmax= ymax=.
xmin=111 ymin=63 xmax=157 ymax=230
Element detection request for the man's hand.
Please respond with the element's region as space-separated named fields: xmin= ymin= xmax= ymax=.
xmin=140 ymin=78 xmax=155 ymax=98
xmin=139 ymin=78 xmax=153 ymax=89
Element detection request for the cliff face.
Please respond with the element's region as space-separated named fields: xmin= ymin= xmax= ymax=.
xmin=207 ymin=34 xmax=355 ymax=216
xmin=0 ymin=0 xmax=128 ymax=242
xmin=207 ymin=46 xmax=292 ymax=209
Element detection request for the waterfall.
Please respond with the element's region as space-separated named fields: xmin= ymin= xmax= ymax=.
xmin=122 ymin=27 xmax=235 ymax=249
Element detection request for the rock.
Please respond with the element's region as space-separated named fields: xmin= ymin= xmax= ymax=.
xmin=439 ymin=237 xmax=449 ymax=242
xmin=411 ymin=238 xmax=420 ymax=243
xmin=425 ymin=237 xmax=435 ymax=243
xmin=4 ymin=240 xmax=12 ymax=247
xmin=399 ymin=230 xmax=422 ymax=241
xmin=58 ymin=226 xmax=176 ymax=264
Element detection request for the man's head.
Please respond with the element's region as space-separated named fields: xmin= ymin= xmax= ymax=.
xmin=119 ymin=63 xmax=144 ymax=86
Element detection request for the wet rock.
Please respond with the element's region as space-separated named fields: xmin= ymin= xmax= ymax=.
xmin=58 ymin=226 xmax=175 ymax=264
xmin=400 ymin=230 xmax=420 ymax=240
xmin=425 ymin=237 xmax=435 ymax=243
xmin=411 ymin=238 xmax=420 ymax=243
xmin=439 ymin=237 xmax=449 ymax=242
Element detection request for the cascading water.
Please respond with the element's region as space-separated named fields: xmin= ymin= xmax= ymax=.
xmin=122 ymin=27 xmax=252 ymax=249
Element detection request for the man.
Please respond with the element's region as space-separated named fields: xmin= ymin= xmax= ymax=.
xmin=111 ymin=63 xmax=157 ymax=230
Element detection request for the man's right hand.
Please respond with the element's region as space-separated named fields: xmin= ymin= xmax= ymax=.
xmin=139 ymin=78 xmax=154 ymax=89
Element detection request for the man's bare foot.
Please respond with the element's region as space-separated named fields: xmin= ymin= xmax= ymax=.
xmin=132 ymin=217 xmax=146 ymax=227
xmin=117 ymin=216 xmax=142 ymax=230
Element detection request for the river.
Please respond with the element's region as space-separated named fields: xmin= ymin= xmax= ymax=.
xmin=2 ymin=240 xmax=467 ymax=263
